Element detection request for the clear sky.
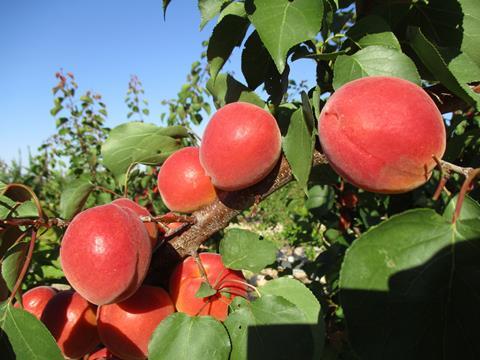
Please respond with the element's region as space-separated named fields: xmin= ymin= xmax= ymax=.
xmin=0 ymin=0 xmax=316 ymax=165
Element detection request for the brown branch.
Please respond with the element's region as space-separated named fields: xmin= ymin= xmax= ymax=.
xmin=426 ymin=82 xmax=480 ymax=114
xmin=152 ymin=152 xmax=328 ymax=275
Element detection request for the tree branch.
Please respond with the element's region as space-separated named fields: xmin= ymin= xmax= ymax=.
xmin=151 ymin=152 xmax=328 ymax=276
xmin=426 ymin=83 xmax=479 ymax=114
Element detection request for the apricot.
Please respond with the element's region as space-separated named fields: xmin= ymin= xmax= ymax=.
xmin=169 ymin=253 xmax=247 ymax=321
xmin=14 ymin=285 xmax=56 ymax=320
xmin=88 ymin=347 xmax=121 ymax=360
xmin=60 ymin=204 xmax=151 ymax=305
xmin=41 ymin=290 xmax=100 ymax=359
xmin=318 ymin=76 xmax=446 ymax=193
xmin=157 ymin=147 xmax=216 ymax=213
xmin=97 ymin=286 xmax=175 ymax=360
xmin=112 ymin=197 xmax=158 ymax=248
xmin=200 ymin=102 xmax=282 ymax=191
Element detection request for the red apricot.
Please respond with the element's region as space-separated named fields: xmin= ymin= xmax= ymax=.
xmin=200 ymin=102 xmax=282 ymax=191
xmin=41 ymin=290 xmax=100 ymax=359
xmin=60 ymin=204 xmax=151 ymax=305
xmin=14 ymin=285 xmax=56 ymax=320
xmin=112 ymin=197 xmax=158 ymax=248
xmin=97 ymin=286 xmax=175 ymax=360
xmin=169 ymin=253 xmax=247 ymax=321
xmin=157 ymin=147 xmax=217 ymax=213
xmin=318 ymin=76 xmax=446 ymax=193
xmin=88 ymin=347 xmax=121 ymax=360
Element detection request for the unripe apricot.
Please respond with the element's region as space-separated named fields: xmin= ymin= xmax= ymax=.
xmin=169 ymin=253 xmax=247 ymax=321
xmin=200 ymin=102 xmax=282 ymax=191
xmin=97 ymin=286 xmax=175 ymax=360
xmin=318 ymin=76 xmax=446 ymax=193
xmin=41 ymin=290 xmax=100 ymax=359
xmin=14 ymin=285 xmax=56 ymax=320
xmin=112 ymin=197 xmax=158 ymax=248
xmin=157 ymin=147 xmax=217 ymax=213
xmin=60 ymin=204 xmax=151 ymax=305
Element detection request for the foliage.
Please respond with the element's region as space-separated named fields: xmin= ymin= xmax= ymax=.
xmin=1 ymin=0 xmax=480 ymax=359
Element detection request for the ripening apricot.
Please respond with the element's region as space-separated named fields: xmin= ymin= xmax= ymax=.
xmin=41 ymin=290 xmax=100 ymax=359
xmin=157 ymin=147 xmax=216 ymax=213
xmin=60 ymin=204 xmax=152 ymax=305
xmin=112 ymin=197 xmax=158 ymax=248
xmin=14 ymin=285 xmax=56 ymax=320
xmin=318 ymin=76 xmax=446 ymax=193
xmin=169 ymin=253 xmax=247 ymax=321
xmin=200 ymin=102 xmax=282 ymax=191
xmin=97 ymin=286 xmax=175 ymax=360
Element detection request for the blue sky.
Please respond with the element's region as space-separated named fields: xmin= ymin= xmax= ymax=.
xmin=0 ymin=0 xmax=316 ymax=165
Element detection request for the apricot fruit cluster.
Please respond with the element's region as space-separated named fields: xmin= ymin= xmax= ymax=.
xmin=20 ymin=251 xmax=245 ymax=359
xmin=157 ymin=102 xmax=282 ymax=213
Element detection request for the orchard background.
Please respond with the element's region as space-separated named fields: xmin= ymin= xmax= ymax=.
xmin=1 ymin=0 xmax=480 ymax=359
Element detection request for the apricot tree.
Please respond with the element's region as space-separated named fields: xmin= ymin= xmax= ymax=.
xmin=1 ymin=1 xmax=480 ymax=360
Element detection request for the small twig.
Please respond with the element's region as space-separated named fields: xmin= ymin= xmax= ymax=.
xmin=0 ymin=217 xmax=69 ymax=229
xmin=452 ymin=168 xmax=480 ymax=224
xmin=8 ymin=230 xmax=37 ymax=303
xmin=191 ymin=251 xmax=211 ymax=286
xmin=4 ymin=184 xmax=45 ymax=221
xmin=95 ymin=186 xmax=122 ymax=198
xmin=217 ymin=279 xmax=261 ymax=298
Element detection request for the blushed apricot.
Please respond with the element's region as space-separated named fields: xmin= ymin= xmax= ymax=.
xmin=15 ymin=285 xmax=56 ymax=320
xmin=60 ymin=204 xmax=151 ymax=305
xmin=169 ymin=253 xmax=247 ymax=321
xmin=318 ymin=76 xmax=446 ymax=193
xmin=97 ymin=286 xmax=175 ymax=360
xmin=112 ymin=197 xmax=158 ymax=248
xmin=157 ymin=147 xmax=216 ymax=213
xmin=200 ymin=102 xmax=282 ymax=191
xmin=41 ymin=290 xmax=100 ymax=359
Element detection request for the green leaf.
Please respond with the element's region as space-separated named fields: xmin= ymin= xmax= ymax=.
xmin=247 ymin=0 xmax=324 ymax=73
xmin=0 ymin=303 xmax=64 ymax=360
xmin=217 ymin=1 xmax=246 ymax=23
xmin=347 ymin=15 xmax=400 ymax=50
xmin=148 ymin=313 xmax=230 ymax=360
xmin=199 ymin=0 xmax=230 ymax=29
xmin=443 ymin=195 xmax=480 ymax=222
xmin=162 ymin=0 xmax=171 ymax=19
xmin=242 ymin=31 xmax=271 ymax=90
xmin=1 ymin=242 xmax=27 ymax=296
xmin=460 ymin=0 xmax=480 ymax=67
xmin=339 ymin=209 xmax=480 ymax=359
xmin=224 ymin=294 xmax=316 ymax=360
xmin=407 ymin=26 xmax=480 ymax=108
xmin=195 ymin=282 xmax=217 ymax=298
xmin=219 ymin=228 xmax=277 ymax=273
xmin=207 ymin=14 xmax=249 ymax=80
xmin=416 ymin=0 xmax=480 ymax=69
xmin=59 ymin=176 xmax=94 ymax=220
xmin=206 ymin=73 xmax=264 ymax=109
xmin=333 ymin=45 xmax=421 ymax=90
xmin=101 ymin=122 xmax=188 ymax=184
xmin=259 ymin=278 xmax=325 ymax=358
xmin=0 ymin=181 xmax=6 ymax=195
xmin=259 ymin=277 xmax=320 ymax=323
xmin=283 ymin=107 xmax=315 ymax=194
xmin=305 ymin=185 xmax=335 ymax=215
